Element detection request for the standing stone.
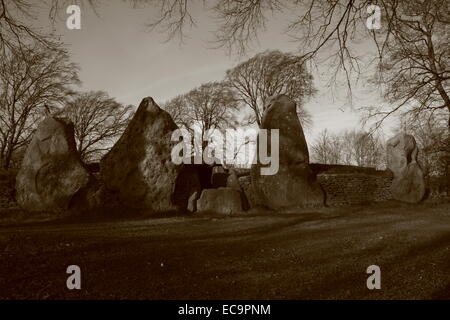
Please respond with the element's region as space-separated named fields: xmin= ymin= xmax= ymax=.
xmin=238 ymin=175 xmax=261 ymax=208
xmin=187 ymin=191 xmax=199 ymax=212
xmin=387 ymin=133 xmax=425 ymax=203
xmin=251 ymin=94 xmax=324 ymax=210
xmin=16 ymin=117 xmax=90 ymax=212
xmin=196 ymin=188 xmax=243 ymax=214
xmin=227 ymin=169 xmax=250 ymax=210
xmin=100 ymin=97 xmax=200 ymax=212
xmin=226 ymin=169 xmax=241 ymax=190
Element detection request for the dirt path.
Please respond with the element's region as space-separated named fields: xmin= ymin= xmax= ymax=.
xmin=1 ymin=202 xmax=450 ymax=299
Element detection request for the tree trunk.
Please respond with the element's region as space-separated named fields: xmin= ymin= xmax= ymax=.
xmin=3 ymin=147 xmax=13 ymax=170
xmin=447 ymin=117 xmax=450 ymax=196
xmin=448 ymin=111 xmax=450 ymax=133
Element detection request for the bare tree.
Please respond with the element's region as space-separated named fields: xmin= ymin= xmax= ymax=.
xmin=311 ymin=129 xmax=342 ymax=165
xmin=3 ymin=1 xmax=445 ymax=101
xmin=162 ymin=94 xmax=195 ymax=130
xmin=311 ymin=129 xmax=384 ymax=168
xmin=140 ymin=0 xmax=368 ymax=60
xmin=164 ymin=81 xmax=239 ymax=149
xmin=58 ymin=91 xmax=133 ymax=163
xmin=146 ymin=0 xmax=450 ymax=133
xmin=398 ymin=110 xmax=449 ymax=177
xmin=3 ymin=0 xmax=447 ymax=131
xmin=0 ymin=0 xmax=54 ymax=53
xmin=138 ymin=1 xmax=392 ymax=76
xmin=344 ymin=130 xmax=384 ymax=168
xmin=0 ymin=44 xmax=79 ymax=169
xmin=0 ymin=0 xmax=103 ymax=56
xmin=366 ymin=0 xmax=450 ymax=131
xmin=226 ymin=50 xmax=315 ymax=127
xmin=164 ymin=82 xmax=237 ymax=165
xmin=2 ymin=1 xmax=446 ymax=79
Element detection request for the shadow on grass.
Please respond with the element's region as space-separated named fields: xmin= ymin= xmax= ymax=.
xmin=1 ymin=199 xmax=448 ymax=230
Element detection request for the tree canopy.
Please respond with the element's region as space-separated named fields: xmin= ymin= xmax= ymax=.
xmin=164 ymin=81 xmax=239 ymax=142
xmin=226 ymin=50 xmax=315 ymax=128
xmin=0 ymin=44 xmax=79 ymax=169
xmin=58 ymin=91 xmax=133 ymax=163
xmin=311 ymin=129 xmax=385 ymax=169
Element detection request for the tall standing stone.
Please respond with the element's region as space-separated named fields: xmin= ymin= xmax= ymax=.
xmin=100 ymin=97 xmax=200 ymax=212
xmin=386 ymin=133 xmax=425 ymax=203
xmin=16 ymin=117 xmax=90 ymax=213
xmin=251 ymin=94 xmax=324 ymax=210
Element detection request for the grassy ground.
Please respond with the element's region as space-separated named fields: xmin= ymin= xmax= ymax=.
xmin=0 ymin=201 xmax=449 ymax=300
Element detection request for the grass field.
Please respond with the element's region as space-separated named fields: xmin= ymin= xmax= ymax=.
xmin=0 ymin=201 xmax=449 ymax=299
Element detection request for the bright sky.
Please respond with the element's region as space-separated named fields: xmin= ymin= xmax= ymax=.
xmin=37 ymin=1 xmax=397 ymax=144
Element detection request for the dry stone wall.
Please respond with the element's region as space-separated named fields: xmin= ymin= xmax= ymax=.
xmin=313 ymin=164 xmax=393 ymax=206
xmin=317 ymin=172 xmax=393 ymax=206
xmin=237 ymin=164 xmax=394 ymax=208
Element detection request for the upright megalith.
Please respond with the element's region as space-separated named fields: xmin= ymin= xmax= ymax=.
xmin=100 ymin=97 xmax=200 ymax=212
xmin=386 ymin=133 xmax=425 ymax=203
xmin=16 ymin=117 xmax=90 ymax=213
xmin=251 ymin=94 xmax=324 ymax=210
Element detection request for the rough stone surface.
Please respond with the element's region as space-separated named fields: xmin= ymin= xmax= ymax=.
xmin=226 ymin=169 xmax=241 ymax=190
xmin=226 ymin=170 xmax=250 ymax=210
xmin=187 ymin=191 xmax=199 ymax=212
xmin=100 ymin=97 xmax=200 ymax=212
xmin=387 ymin=133 xmax=426 ymax=203
xmin=16 ymin=117 xmax=90 ymax=212
xmin=238 ymin=176 xmax=261 ymax=208
xmin=317 ymin=172 xmax=393 ymax=206
xmin=196 ymin=188 xmax=243 ymax=214
xmin=251 ymin=95 xmax=324 ymax=210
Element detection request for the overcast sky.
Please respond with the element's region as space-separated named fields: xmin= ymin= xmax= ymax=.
xmin=38 ymin=1 xmax=396 ymax=143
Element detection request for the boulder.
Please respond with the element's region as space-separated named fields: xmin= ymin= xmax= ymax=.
xmin=251 ymin=94 xmax=324 ymax=210
xmin=100 ymin=97 xmax=200 ymax=212
xmin=387 ymin=133 xmax=425 ymax=203
xmin=197 ymin=188 xmax=243 ymax=214
xmin=16 ymin=117 xmax=90 ymax=212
